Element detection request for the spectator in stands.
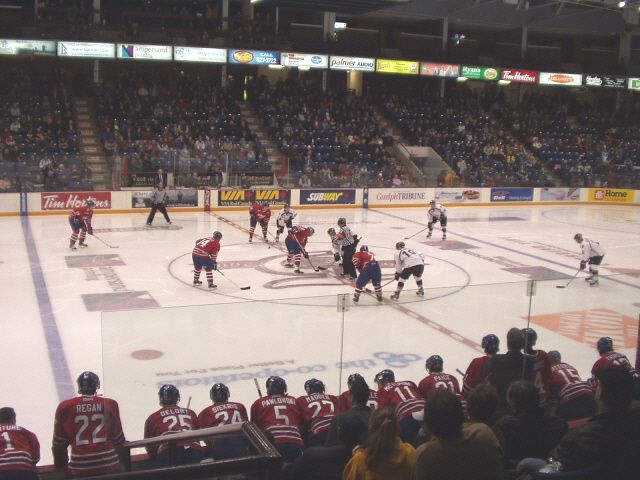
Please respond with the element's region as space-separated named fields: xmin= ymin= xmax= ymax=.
xmin=343 ymin=406 xmax=415 ymax=480
xmin=484 ymin=328 xmax=534 ymax=417
xmin=0 ymin=407 xmax=40 ymax=480
xmin=286 ymin=414 xmax=367 ymax=480
xmin=466 ymin=384 xmax=504 ymax=449
xmin=414 ymin=389 xmax=503 ymax=480
xmin=497 ymin=380 xmax=567 ymax=464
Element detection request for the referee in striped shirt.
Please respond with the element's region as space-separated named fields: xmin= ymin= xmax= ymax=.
xmin=146 ymin=183 xmax=172 ymax=225
xmin=336 ymin=217 xmax=358 ymax=279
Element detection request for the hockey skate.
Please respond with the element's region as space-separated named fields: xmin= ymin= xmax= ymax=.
xmin=69 ymin=244 xmax=76 ymax=250
xmin=390 ymin=292 xmax=400 ymax=300
xmin=284 ymin=263 xmax=294 ymax=268
xmin=442 ymin=233 xmax=446 ymax=240
xmin=79 ymin=242 xmax=88 ymax=248
xmin=193 ymin=280 xmax=202 ymax=286
xmin=248 ymin=237 xmax=253 ymax=243
xmin=416 ymin=287 xmax=424 ymax=297
xmin=426 ymin=231 xmax=432 ymax=238
xmin=294 ymin=269 xmax=304 ymax=274
xmin=352 ymin=295 xmax=359 ymax=303
xmin=275 ymin=234 xmax=280 ymax=242
xmin=208 ymin=283 xmax=217 ymax=289
xmin=584 ymin=273 xmax=594 ymax=282
xmin=376 ymin=294 xmax=383 ymax=302
xmin=588 ymin=277 xmax=599 ymax=287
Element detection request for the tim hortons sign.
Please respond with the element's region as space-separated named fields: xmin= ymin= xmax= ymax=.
xmin=501 ymin=69 xmax=538 ymax=83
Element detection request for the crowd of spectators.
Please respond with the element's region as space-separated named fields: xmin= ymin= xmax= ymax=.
xmin=500 ymin=91 xmax=640 ymax=189
xmin=95 ymin=71 xmax=269 ymax=188
xmin=378 ymin=84 xmax=555 ymax=188
xmin=0 ymin=66 xmax=90 ymax=192
xmin=247 ymin=76 xmax=407 ymax=188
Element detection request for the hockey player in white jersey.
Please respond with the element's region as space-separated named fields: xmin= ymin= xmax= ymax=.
xmin=427 ymin=200 xmax=447 ymax=240
xmin=274 ymin=204 xmax=297 ymax=242
xmin=574 ymin=233 xmax=605 ymax=286
xmin=391 ymin=241 xmax=426 ymax=299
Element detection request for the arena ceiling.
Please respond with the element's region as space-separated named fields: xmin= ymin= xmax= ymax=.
xmin=360 ymin=0 xmax=640 ymax=36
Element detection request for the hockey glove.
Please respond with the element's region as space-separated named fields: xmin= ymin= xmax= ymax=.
xmin=394 ymin=273 xmax=400 ymax=281
xmin=334 ymin=253 xmax=341 ymax=262
xmin=579 ymin=261 xmax=587 ymax=271
xmin=303 ymin=251 xmax=309 ymax=259
xmin=211 ymin=262 xmax=218 ymax=270
xmin=353 ymin=235 xmax=360 ymax=247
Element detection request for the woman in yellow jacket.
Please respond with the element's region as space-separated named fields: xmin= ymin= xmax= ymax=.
xmin=343 ymin=406 xmax=416 ymax=480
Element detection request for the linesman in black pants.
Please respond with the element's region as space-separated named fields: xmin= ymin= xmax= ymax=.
xmin=146 ymin=183 xmax=172 ymax=225
xmin=335 ymin=217 xmax=359 ymax=279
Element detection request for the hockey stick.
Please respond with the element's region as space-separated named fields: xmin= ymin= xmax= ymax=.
xmin=556 ymin=269 xmax=581 ymax=289
xmin=456 ymin=368 xmax=466 ymax=377
xmin=217 ymin=269 xmax=251 ymax=290
xmin=404 ymin=226 xmax=429 ymax=240
xmin=91 ymin=233 xmax=118 ymax=248
xmin=254 ymin=378 xmax=263 ymax=397
xmin=293 ymin=235 xmax=319 ymax=272
xmin=363 ymin=278 xmax=397 ymax=294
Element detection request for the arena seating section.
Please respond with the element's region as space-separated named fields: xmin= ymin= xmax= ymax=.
xmin=0 ymin=66 xmax=90 ymax=192
xmin=95 ymin=71 xmax=268 ymax=187
xmin=247 ymin=76 xmax=406 ymax=188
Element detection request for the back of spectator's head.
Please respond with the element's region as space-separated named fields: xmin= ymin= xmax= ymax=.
xmin=596 ymin=366 xmax=633 ymax=413
xmin=424 ymin=389 xmax=464 ymax=441
xmin=0 ymin=407 xmax=16 ymax=424
xmin=336 ymin=414 xmax=368 ymax=449
xmin=507 ymin=380 xmax=539 ymax=414
xmin=467 ymin=384 xmax=499 ymax=423
xmin=507 ymin=328 xmax=525 ymax=351
xmin=350 ymin=379 xmax=370 ymax=407
xmin=364 ymin=406 xmax=400 ymax=471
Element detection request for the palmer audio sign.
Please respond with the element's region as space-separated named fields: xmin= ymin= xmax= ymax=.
xmin=329 ymin=56 xmax=376 ymax=72
xmin=584 ymin=75 xmax=626 ymax=89
xmin=501 ymin=69 xmax=539 ymax=83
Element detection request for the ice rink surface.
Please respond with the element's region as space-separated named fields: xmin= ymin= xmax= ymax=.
xmin=1 ymin=204 xmax=639 ymax=464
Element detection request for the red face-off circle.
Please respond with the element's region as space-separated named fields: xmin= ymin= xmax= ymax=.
xmin=131 ymin=349 xmax=163 ymax=360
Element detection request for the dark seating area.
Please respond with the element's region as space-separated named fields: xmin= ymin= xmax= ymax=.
xmin=94 ymin=70 xmax=269 ymax=187
xmin=247 ymin=76 xmax=406 ymax=188
xmin=0 ymin=65 xmax=90 ymax=192
xmin=378 ymin=85 xmax=554 ymax=187
xmin=501 ymin=91 xmax=640 ymax=189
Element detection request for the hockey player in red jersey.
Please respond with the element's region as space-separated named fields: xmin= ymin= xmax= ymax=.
xmin=68 ymin=198 xmax=94 ymax=249
xmin=192 ymin=231 xmax=222 ymax=288
xmin=375 ymin=369 xmax=424 ymax=445
xmin=250 ymin=376 xmax=303 ymax=462
xmin=0 ymin=407 xmax=40 ymax=479
xmin=338 ymin=373 xmax=379 ymax=412
xmin=522 ymin=328 xmax=552 ymax=406
xmin=284 ymin=226 xmax=315 ymax=274
xmin=547 ymin=351 xmax=596 ymax=421
xmin=295 ymin=378 xmax=339 ymax=447
xmin=198 ymin=383 xmax=249 ymax=459
xmin=418 ymin=355 xmax=461 ymax=402
xmin=52 ymin=372 xmax=125 ymax=477
xmin=248 ymin=202 xmax=271 ymax=243
xmin=462 ymin=334 xmax=500 ymax=398
xmin=352 ymin=245 xmax=383 ymax=303
xmin=144 ymin=385 xmax=203 ymax=466
xmin=590 ymin=337 xmax=640 ymax=395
